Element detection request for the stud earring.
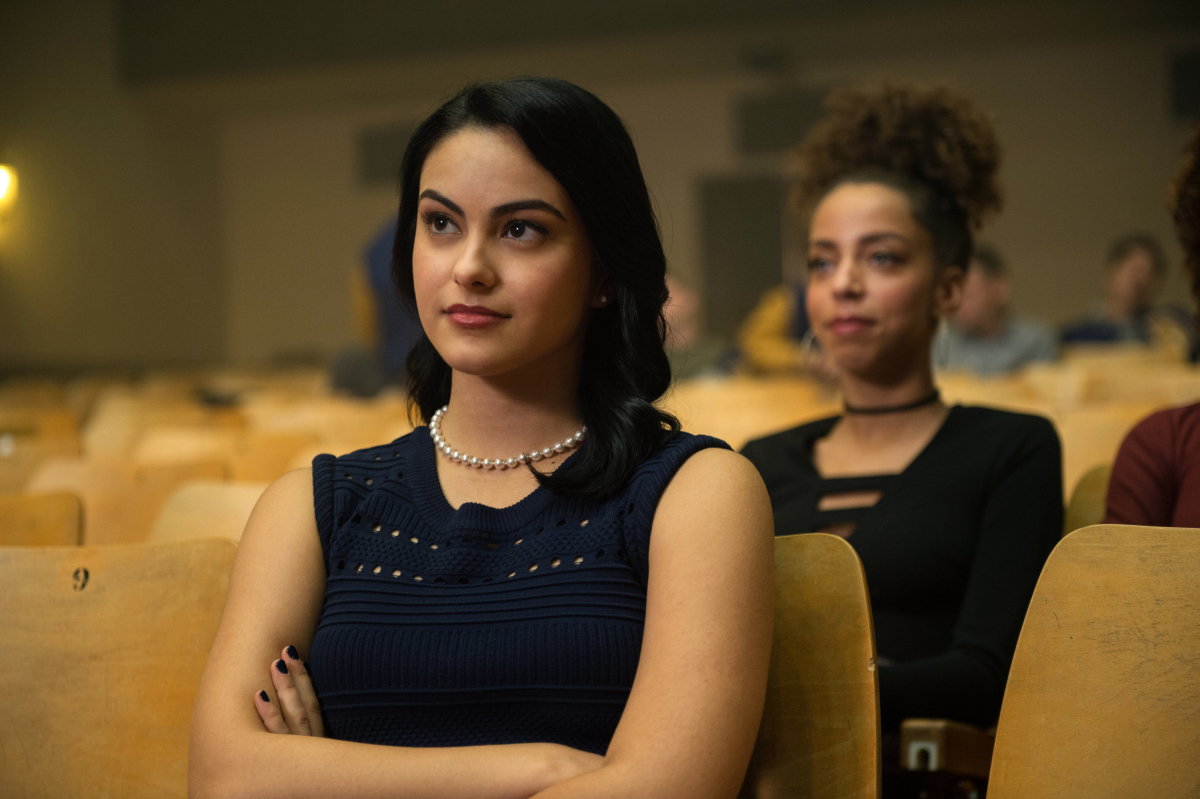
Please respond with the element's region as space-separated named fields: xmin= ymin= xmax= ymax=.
xmin=598 ymin=295 xmax=608 ymax=305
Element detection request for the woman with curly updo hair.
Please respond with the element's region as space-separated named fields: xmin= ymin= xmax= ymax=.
xmin=1104 ymin=121 xmax=1200 ymax=527
xmin=742 ymin=84 xmax=1064 ymax=739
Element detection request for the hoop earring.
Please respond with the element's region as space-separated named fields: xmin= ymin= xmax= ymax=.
xmin=801 ymin=328 xmax=816 ymax=358
xmin=934 ymin=317 xmax=950 ymax=369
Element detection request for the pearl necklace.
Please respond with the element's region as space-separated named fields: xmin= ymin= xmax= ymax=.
xmin=428 ymin=405 xmax=586 ymax=470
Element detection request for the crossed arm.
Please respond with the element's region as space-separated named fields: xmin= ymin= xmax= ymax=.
xmin=188 ymin=448 xmax=775 ymax=799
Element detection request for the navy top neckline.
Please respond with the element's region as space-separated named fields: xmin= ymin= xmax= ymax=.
xmin=407 ymin=425 xmax=583 ymax=534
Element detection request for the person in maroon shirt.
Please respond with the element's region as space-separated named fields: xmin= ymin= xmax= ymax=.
xmin=1104 ymin=120 xmax=1200 ymax=528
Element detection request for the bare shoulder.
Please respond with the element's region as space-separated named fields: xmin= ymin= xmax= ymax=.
xmin=660 ymin=448 xmax=771 ymax=515
xmin=671 ymin=447 xmax=766 ymax=483
xmin=256 ymin=466 xmax=314 ymax=509
xmin=653 ymin=448 xmax=773 ymax=558
xmin=239 ymin=467 xmax=317 ymax=545
xmin=226 ymin=467 xmax=323 ymax=603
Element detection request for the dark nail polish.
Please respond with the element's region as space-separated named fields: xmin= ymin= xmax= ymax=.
xmin=275 ymin=659 xmax=288 ymax=675
xmin=259 ymin=690 xmax=270 ymax=703
xmin=286 ymin=644 xmax=299 ymax=660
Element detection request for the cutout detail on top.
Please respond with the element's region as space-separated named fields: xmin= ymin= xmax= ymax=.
xmin=816 ymin=489 xmax=883 ymax=512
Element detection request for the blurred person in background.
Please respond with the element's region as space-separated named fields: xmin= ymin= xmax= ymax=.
xmin=331 ymin=215 xmax=425 ymax=397
xmin=738 ymin=83 xmax=1062 ymax=794
xmin=738 ymin=281 xmax=809 ymax=373
xmin=934 ymin=242 xmax=1058 ymax=374
xmin=1061 ymin=233 xmax=1197 ymax=358
xmin=738 ymin=282 xmax=840 ymax=380
xmin=664 ymin=275 xmax=737 ymax=379
xmin=1104 ymin=122 xmax=1200 ymax=527
xmin=190 ymin=77 xmax=773 ymax=799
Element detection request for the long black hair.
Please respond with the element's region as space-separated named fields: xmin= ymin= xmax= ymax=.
xmin=392 ymin=77 xmax=679 ymax=499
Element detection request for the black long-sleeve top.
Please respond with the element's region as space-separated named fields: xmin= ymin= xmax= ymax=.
xmin=741 ymin=406 xmax=1062 ymax=732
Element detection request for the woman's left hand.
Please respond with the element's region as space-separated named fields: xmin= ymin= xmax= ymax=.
xmin=253 ymin=645 xmax=325 ymax=737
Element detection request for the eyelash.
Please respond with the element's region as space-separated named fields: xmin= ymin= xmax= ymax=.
xmin=422 ymin=211 xmax=456 ymax=234
xmin=419 ymin=211 xmax=546 ymax=239
xmin=503 ymin=219 xmax=547 ymax=239
xmin=808 ymin=252 xmax=903 ymax=269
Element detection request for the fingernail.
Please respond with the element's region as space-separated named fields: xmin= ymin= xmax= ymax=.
xmin=259 ymin=690 xmax=270 ymax=703
xmin=286 ymin=644 xmax=299 ymax=660
xmin=275 ymin=659 xmax=288 ymax=675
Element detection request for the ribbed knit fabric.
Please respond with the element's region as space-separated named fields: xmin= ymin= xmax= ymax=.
xmin=309 ymin=428 xmax=727 ymax=754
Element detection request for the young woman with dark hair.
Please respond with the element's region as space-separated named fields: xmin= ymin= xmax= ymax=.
xmin=189 ymin=77 xmax=774 ymax=799
xmin=740 ymin=84 xmax=1063 ymax=740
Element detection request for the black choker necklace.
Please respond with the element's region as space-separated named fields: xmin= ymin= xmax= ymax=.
xmin=843 ymin=389 xmax=941 ymax=415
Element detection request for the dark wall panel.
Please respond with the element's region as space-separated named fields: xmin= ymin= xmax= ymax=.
xmin=699 ymin=175 xmax=787 ymax=338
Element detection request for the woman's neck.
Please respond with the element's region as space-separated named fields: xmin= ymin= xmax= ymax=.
xmin=837 ymin=366 xmax=944 ymax=441
xmin=436 ymin=355 xmax=583 ymax=464
xmin=1105 ymin=294 xmax=1139 ymax=324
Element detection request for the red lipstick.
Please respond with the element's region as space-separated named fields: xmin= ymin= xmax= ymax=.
xmin=445 ymin=304 xmax=510 ymax=329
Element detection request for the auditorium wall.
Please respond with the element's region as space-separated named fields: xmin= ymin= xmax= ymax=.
xmin=1 ymin=1 xmax=1197 ymax=370
xmin=0 ymin=0 xmax=225 ymax=372
xmin=217 ymin=9 xmax=1200 ymax=364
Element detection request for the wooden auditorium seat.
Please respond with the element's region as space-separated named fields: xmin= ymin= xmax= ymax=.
xmin=131 ymin=423 xmax=240 ymax=470
xmin=1064 ymin=463 xmax=1112 ymax=535
xmin=986 ymin=524 xmax=1200 ymax=798
xmin=82 ymin=390 xmax=244 ymax=460
xmin=230 ymin=429 xmax=319 ymax=481
xmin=666 ymin=376 xmax=840 ymax=451
xmin=1054 ymin=402 xmax=1162 ymax=500
xmin=0 ymin=432 xmax=81 ymax=493
xmin=147 ymin=479 xmax=266 ymax=543
xmin=0 ymin=490 xmax=83 ymax=546
xmin=0 ymin=538 xmax=237 ymax=798
xmin=27 ymin=457 xmax=226 ymax=545
xmin=741 ymin=533 xmax=880 ymax=799
xmin=898 ymin=718 xmax=994 ymax=795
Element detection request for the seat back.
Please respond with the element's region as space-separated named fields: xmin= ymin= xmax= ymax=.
xmin=147 ymin=479 xmax=267 ymax=543
xmin=742 ymin=533 xmax=880 ymax=799
xmin=0 ymin=491 xmax=83 ymax=545
xmin=988 ymin=525 xmax=1200 ymax=798
xmin=1063 ymin=463 xmax=1111 ymax=536
xmin=0 ymin=539 xmax=237 ymax=798
xmin=0 ymin=432 xmax=81 ymax=493
xmin=665 ymin=377 xmax=841 ymax=452
xmin=1055 ymin=403 xmax=1160 ymax=501
xmin=27 ymin=457 xmax=226 ymax=545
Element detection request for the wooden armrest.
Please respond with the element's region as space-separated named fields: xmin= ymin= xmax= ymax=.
xmin=900 ymin=718 xmax=995 ymax=779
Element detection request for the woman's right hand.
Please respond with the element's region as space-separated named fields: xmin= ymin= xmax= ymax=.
xmin=254 ymin=644 xmax=325 ymax=737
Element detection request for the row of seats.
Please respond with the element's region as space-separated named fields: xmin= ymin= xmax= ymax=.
xmin=1 ymin=359 xmax=1197 ymax=798
xmin=0 ymin=456 xmax=1122 ymax=552
xmin=0 ymin=423 xmax=1124 ymax=551
xmin=3 ymin=352 xmax=1198 ymax=547
xmin=2 ymin=525 xmax=1195 ymax=797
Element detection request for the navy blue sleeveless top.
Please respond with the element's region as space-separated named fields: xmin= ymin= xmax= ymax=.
xmin=308 ymin=428 xmax=727 ymax=754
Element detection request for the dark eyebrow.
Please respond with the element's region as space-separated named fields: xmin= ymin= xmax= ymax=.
xmin=490 ymin=199 xmax=566 ymax=221
xmin=810 ymin=232 xmax=908 ymax=251
xmin=418 ymin=189 xmax=465 ymax=217
xmin=859 ymin=232 xmax=907 ymax=246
